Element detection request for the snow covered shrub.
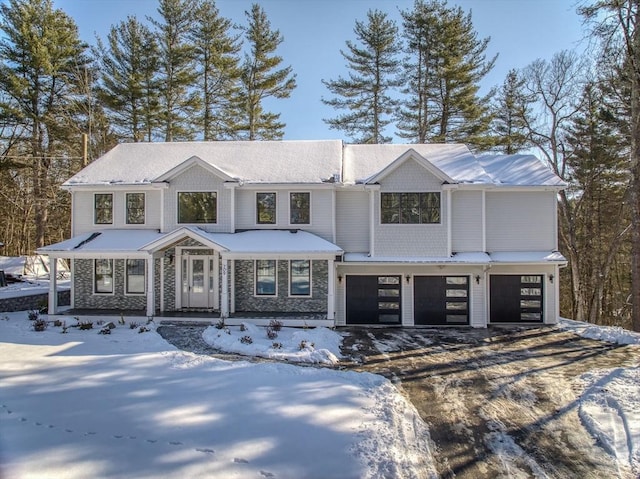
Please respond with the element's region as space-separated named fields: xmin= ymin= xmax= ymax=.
xmin=96 ymin=320 xmax=104 ymax=326
xmin=240 ymin=323 xmax=247 ymax=332
xmin=298 ymin=340 xmax=315 ymax=351
xmin=28 ymin=310 xmax=39 ymax=321
xmin=240 ymin=335 xmax=253 ymax=344
xmin=98 ymin=326 xmax=111 ymax=335
xmin=129 ymin=322 xmax=139 ymax=329
xmin=1 ymin=315 xmax=9 ymax=321
xmin=61 ymin=321 xmax=68 ymax=334
xmin=78 ymin=321 xmax=93 ymax=330
xmin=266 ymin=327 xmax=278 ymax=340
xmin=271 ymin=342 xmax=283 ymax=350
xmin=268 ymin=319 xmax=283 ymax=332
xmin=53 ymin=319 xmax=63 ymax=327
xmin=33 ymin=319 xmax=47 ymax=332
xmin=138 ymin=326 xmax=150 ymax=333
xmin=215 ymin=318 xmax=225 ymax=329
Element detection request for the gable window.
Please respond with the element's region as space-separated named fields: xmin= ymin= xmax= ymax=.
xmin=178 ymin=192 xmax=217 ymax=224
xmin=126 ymin=259 xmax=145 ymax=294
xmin=381 ymin=192 xmax=441 ymax=224
xmin=255 ymin=260 xmax=276 ymax=296
xmin=290 ymin=192 xmax=310 ymax=224
xmin=257 ymin=192 xmax=276 ymax=224
xmin=290 ymin=260 xmax=311 ymax=296
xmin=94 ymin=259 xmax=113 ymax=294
xmin=95 ymin=194 xmax=113 ymax=224
xmin=126 ymin=193 xmax=145 ymax=224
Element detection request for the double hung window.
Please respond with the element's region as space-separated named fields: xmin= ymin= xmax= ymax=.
xmin=95 ymin=194 xmax=113 ymax=224
xmin=257 ymin=193 xmax=276 ymax=224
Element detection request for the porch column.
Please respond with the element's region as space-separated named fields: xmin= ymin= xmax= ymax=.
xmin=48 ymin=256 xmax=58 ymax=315
xmin=220 ymin=256 xmax=229 ymax=318
xmin=327 ymin=258 xmax=335 ymax=321
xmin=146 ymin=254 xmax=155 ymax=317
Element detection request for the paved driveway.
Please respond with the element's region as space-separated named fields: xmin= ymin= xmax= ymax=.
xmin=339 ymin=326 xmax=639 ymax=479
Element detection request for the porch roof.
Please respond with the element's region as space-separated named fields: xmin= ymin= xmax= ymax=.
xmin=39 ymin=228 xmax=343 ymax=259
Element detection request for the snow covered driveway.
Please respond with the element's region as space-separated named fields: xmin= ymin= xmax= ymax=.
xmin=0 ymin=315 xmax=435 ymax=479
xmin=341 ymin=326 xmax=640 ymax=479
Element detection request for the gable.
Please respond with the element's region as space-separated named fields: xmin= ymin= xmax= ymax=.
xmin=364 ymin=149 xmax=454 ymax=185
xmin=377 ymin=157 xmax=444 ymax=191
xmin=154 ymin=156 xmax=235 ymax=183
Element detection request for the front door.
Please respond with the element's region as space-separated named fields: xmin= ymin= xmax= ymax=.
xmin=181 ymin=255 xmax=218 ymax=309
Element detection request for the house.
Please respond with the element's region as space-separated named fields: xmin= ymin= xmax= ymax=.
xmin=39 ymin=140 xmax=567 ymax=327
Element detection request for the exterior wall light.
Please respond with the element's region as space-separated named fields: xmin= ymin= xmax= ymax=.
xmin=475 ymin=274 xmax=481 ymax=284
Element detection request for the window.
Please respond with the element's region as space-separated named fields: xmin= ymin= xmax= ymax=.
xmin=94 ymin=259 xmax=113 ymax=294
xmin=256 ymin=260 xmax=276 ymax=296
xmin=95 ymin=194 xmax=113 ymax=224
xmin=381 ymin=192 xmax=440 ymax=224
xmin=178 ymin=192 xmax=217 ymax=224
xmin=257 ymin=192 xmax=276 ymax=224
xmin=290 ymin=192 xmax=310 ymax=224
xmin=126 ymin=193 xmax=145 ymax=224
xmin=126 ymin=259 xmax=145 ymax=294
xmin=290 ymin=260 xmax=311 ymax=296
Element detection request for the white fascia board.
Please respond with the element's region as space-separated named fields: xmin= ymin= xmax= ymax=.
xmin=482 ymin=185 xmax=566 ymax=192
xmin=62 ymin=183 xmax=157 ymax=192
xmin=41 ymin=251 xmax=150 ymax=259
xmin=237 ymin=183 xmax=335 ymax=190
xmin=222 ymin=252 xmax=340 ymax=260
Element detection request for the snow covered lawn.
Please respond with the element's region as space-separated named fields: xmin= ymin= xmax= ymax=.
xmin=0 ymin=312 xmax=434 ymax=479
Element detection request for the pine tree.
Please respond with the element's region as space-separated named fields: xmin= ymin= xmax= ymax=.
xmin=238 ymin=3 xmax=296 ymax=140
xmin=0 ymin=0 xmax=89 ymax=249
xmin=190 ymin=0 xmax=242 ymax=140
xmin=150 ymin=0 xmax=199 ymax=142
xmin=95 ymin=16 xmax=160 ymax=142
xmin=490 ymin=69 xmax=532 ymax=153
xmin=321 ymin=9 xmax=402 ymax=144
xmin=398 ymin=0 xmax=496 ymax=147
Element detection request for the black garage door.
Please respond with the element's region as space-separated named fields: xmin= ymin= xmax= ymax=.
xmin=346 ymin=275 xmax=401 ymax=324
xmin=490 ymin=275 xmax=543 ymax=323
xmin=414 ymin=276 xmax=469 ymax=325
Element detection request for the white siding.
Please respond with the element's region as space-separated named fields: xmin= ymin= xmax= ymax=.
xmin=486 ymin=191 xmax=557 ymax=251
xmin=234 ymin=188 xmax=334 ymax=241
xmin=72 ymin=189 xmax=161 ymax=236
xmin=335 ymin=190 xmax=369 ymax=253
xmin=163 ymin=164 xmax=233 ymax=233
xmin=375 ymin=159 xmax=448 ymax=257
xmin=451 ymin=190 xmax=483 ymax=252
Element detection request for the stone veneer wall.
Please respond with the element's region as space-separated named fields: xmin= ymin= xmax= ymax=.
xmin=0 ymin=290 xmax=70 ymax=313
xmin=234 ymin=260 xmax=328 ymax=313
xmin=74 ymin=259 xmax=147 ymax=310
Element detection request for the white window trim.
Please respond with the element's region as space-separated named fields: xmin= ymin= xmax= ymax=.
xmin=93 ymin=258 xmax=115 ymax=295
xmin=94 ymin=192 xmax=114 ymax=226
xmin=378 ymin=191 xmax=442 ymax=225
xmin=176 ymin=190 xmax=219 ymax=225
xmin=124 ymin=192 xmax=146 ymax=226
xmin=288 ymin=191 xmax=311 ymax=226
xmin=254 ymin=259 xmax=278 ymax=297
xmin=255 ymin=192 xmax=277 ymax=225
xmin=288 ymin=259 xmax=312 ymax=298
xmin=125 ymin=258 xmax=146 ymax=296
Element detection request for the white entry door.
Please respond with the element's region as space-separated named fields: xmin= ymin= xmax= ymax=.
xmin=181 ymin=255 xmax=218 ymax=309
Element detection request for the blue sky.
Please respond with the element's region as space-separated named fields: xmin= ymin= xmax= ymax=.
xmin=54 ymin=0 xmax=587 ymax=141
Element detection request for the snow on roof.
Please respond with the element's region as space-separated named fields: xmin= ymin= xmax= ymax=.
xmin=64 ymin=140 xmax=344 ymax=186
xmin=344 ymin=252 xmax=491 ymax=263
xmin=488 ymin=251 xmax=567 ymax=263
xmin=478 ymin=154 xmax=567 ymax=187
xmin=203 ymin=229 xmax=343 ymax=255
xmin=62 ymin=140 xmax=564 ymax=189
xmin=342 ymin=144 xmax=493 ymax=184
xmin=38 ymin=230 xmax=164 ymax=253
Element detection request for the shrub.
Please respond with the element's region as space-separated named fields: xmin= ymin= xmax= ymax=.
xmin=28 ymin=310 xmax=39 ymax=321
xmin=266 ymin=327 xmax=278 ymax=340
xmin=299 ymin=340 xmax=315 ymax=351
xmin=138 ymin=326 xmax=150 ymax=333
xmin=98 ymin=327 xmax=111 ymax=335
xmin=268 ymin=319 xmax=283 ymax=332
xmin=33 ymin=319 xmax=48 ymax=332
xmin=215 ymin=318 xmax=225 ymax=330
xmin=240 ymin=323 xmax=247 ymax=332
xmin=271 ymin=342 xmax=283 ymax=350
xmin=129 ymin=322 xmax=139 ymax=329
xmin=61 ymin=321 xmax=68 ymax=334
xmin=96 ymin=320 xmax=104 ymax=326
xmin=53 ymin=319 xmax=63 ymax=327
xmin=240 ymin=335 xmax=253 ymax=344
xmin=78 ymin=321 xmax=93 ymax=330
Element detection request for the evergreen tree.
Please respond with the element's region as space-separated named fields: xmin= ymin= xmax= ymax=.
xmin=321 ymin=9 xmax=402 ymax=144
xmin=490 ymin=69 xmax=532 ymax=153
xmin=0 ymin=0 xmax=89 ymax=249
xmin=190 ymin=0 xmax=242 ymax=140
xmin=238 ymin=3 xmax=296 ymax=140
xmin=398 ymin=0 xmax=496 ymax=147
xmin=150 ymin=0 xmax=199 ymax=142
xmin=95 ymin=16 xmax=160 ymax=142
